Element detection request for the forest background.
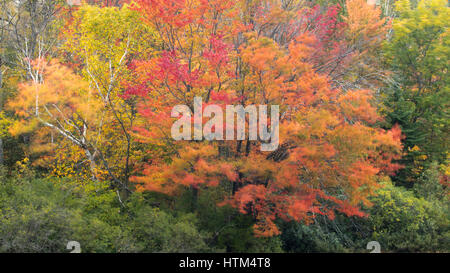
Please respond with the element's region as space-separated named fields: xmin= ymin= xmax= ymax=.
xmin=0 ymin=0 xmax=448 ymax=252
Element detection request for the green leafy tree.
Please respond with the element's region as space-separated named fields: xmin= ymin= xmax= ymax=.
xmin=383 ymin=0 xmax=449 ymax=184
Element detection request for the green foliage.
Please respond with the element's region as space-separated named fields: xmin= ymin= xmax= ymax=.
xmin=383 ymin=0 xmax=449 ymax=184
xmin=414 ymin=161 xmax=447 ymax=200
xmin=0 ymin=111 xmax=12 ymax=138
xmin=0 ymin=176 xmax=79 ymax=252
xmin=0 ymin=173 xmax=213 ymax=253
xmin=64 ymin=4 xmax=156 ymax=80
xmin=126 ymin=193 xmax=212 ymax=253
xmin=365 ymin=181 xmax=449 ymax=252
xmin=280 ymin=220 xmax=349 ymax=253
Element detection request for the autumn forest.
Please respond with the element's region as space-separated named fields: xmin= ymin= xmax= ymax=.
xmin=0 ymin=0 xmax=448 ymax=253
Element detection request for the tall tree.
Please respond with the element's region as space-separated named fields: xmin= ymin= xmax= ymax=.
xmin=8 ymin=4 xmax=155 ymax=198
xmin=383 ymin=0 xmax=449 ymax=185
xmin=128 ymin=0 xmax=403 ymax=236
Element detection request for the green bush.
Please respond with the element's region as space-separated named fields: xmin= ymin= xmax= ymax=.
xmin=366 ymin=181 xmax=449 ymax=252
xmin=0 ymin=175 xmax=213 ymax=253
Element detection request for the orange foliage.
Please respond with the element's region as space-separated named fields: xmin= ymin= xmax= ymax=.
xmin=126 ymin=0 xmax=402 ymax=236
